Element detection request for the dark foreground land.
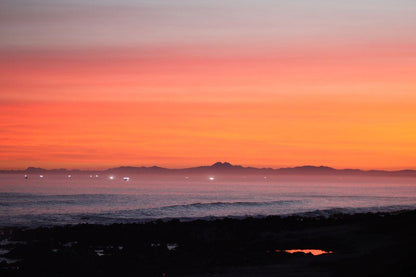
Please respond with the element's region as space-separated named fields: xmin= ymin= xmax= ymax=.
xmin=1 ymin=210 xmax=415 ymax=277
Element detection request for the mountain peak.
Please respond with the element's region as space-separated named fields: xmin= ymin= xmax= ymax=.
xmin=211 ymin=162 xmax=233 ymax=168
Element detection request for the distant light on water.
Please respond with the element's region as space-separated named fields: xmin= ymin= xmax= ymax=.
xmin=109 ymin=176 xmax=114 ymax=180
xmin=39 ymin=175 xmax=44 ymax=178
xmin=209 ymin=177 xmax=215 ymax=181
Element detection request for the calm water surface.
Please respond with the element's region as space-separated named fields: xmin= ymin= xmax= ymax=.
xmin=0 ymin=174 xmax=415 ymax=227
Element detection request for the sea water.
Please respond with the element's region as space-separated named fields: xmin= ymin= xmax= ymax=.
xmin=0 ymin=174 xmax=415 ymax=227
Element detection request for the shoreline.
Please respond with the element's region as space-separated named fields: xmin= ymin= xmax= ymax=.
xmin=1 ymin=209 xmax=415 ymax=276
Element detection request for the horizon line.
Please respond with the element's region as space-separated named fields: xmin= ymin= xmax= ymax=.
xmin=1 ymin=162 xmax=415 ymax=172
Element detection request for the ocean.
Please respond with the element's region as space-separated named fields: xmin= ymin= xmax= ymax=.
xmin=1 ymin=174 xmax=415 ymax=227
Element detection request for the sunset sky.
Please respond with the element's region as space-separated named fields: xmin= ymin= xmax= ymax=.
xmin=1 ymin=0 xmax=415 ymax=170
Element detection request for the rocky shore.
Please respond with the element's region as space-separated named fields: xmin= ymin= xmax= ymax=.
xmin=1 ymin=210 xmax=415 ymax=276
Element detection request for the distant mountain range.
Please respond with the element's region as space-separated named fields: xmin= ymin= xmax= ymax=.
xmin=1 ymin=162 xmax=415 ymax=177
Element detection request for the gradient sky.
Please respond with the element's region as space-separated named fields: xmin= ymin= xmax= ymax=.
xmin=1 ymin=0 xmax=415 ymax=170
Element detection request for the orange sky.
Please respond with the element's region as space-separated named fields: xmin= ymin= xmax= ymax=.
xmin=1 ymin=1 xmax=416 ymax=170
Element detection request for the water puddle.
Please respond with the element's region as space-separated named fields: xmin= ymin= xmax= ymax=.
xmin=276 ymin=249 xmax=333 ymax=255
xmin=167 ymin=243 xmax=178 ymax=251
xmin=95 ymin=249 xmax=104 ymax=256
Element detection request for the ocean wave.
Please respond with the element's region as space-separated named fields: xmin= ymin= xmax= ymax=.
xmin=0 ymin=193 xmax=137 ymax=207
xmin=1 ymin=204 xmax=415 ymax=228
xmin=12 ymin=205 xmax=416 ymax=226
xmin=160 ymin=200 xmax=301 ymax=210
xmin=292 ymin=204 xmax=416 ymax=218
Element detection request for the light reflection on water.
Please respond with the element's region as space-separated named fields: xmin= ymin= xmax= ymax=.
xmin=276 ymin=249 xmax=333 ymax=255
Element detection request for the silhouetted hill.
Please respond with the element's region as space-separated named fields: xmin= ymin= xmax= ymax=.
xmin=0 ymin=162 xmax=415 ymax=176
xmin=277 ymin=165 xmax=336 ymax=174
